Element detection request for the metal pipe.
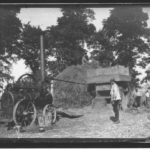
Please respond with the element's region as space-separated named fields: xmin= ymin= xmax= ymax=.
xmin=40 ymin=34 xmax=45 ymax=82
xmin=48 ymin=77 xmax=86 ymax=85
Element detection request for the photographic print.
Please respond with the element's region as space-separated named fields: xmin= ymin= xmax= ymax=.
xmin=0 ymin=3 xmax=150 ymax=147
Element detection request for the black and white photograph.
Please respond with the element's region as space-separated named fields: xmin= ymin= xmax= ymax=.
xmin=1 ymin=3 xmax=150 ymax=146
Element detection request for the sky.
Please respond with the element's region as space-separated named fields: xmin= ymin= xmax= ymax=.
xmin=11 ymin=7 xmax=150 ymax=81
xmin=17 ymin=8 xmax=113 ymax=31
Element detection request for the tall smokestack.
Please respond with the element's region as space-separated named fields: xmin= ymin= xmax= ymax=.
xmin=40 ymin=34 xmax=45 ymax=82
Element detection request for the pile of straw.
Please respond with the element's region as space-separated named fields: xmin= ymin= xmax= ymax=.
xmin=53 ymin=63 xmax=98 ymax=108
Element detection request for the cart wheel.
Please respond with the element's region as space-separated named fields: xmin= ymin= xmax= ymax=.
xmin=43 ymin=104 xmax=57 ymax=126
xmin=1 ymin=91 xmax=14 ymax=118
xmin=13 ymin=99 xmax=37 ymax=127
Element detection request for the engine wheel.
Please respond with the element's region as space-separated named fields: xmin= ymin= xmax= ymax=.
xmin=13 ymin=99 xmax=37 ymax=127
xmin=1 ymin=91 xmax=14 ymax=118
xmin=43 ymin=104 xmax=57 ymax=126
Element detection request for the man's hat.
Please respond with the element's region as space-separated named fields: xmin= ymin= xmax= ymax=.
xmin=110 ymin=78 xmax=116 ymax=83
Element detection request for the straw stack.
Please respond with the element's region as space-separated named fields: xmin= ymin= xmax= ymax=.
xmin=53 ymin=63 xmax=98 ymax=108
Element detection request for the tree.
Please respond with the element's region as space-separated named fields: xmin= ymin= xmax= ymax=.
xmin=90 ymin=31 xmax=115 ymax=67
xmin=0 ymin=8 xmax=22 ymax=87
xmin=93 ymin=7 xmax=150 ymax=87
xmin=17 ymin=23 xmax=43 ymax=74
xmin=46 ymin=7 xmax=96 ymax=74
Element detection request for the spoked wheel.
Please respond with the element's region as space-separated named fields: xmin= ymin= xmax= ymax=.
xmin=1 ymin=91 xmax=14 ymax=118
xmin=17 ymin=74 xmax=35 ymax=83
xmin=16 ymin=74 xmax=35 ymax=89
xmin=13 ymin=99 xmax=37 ymax=128
xmin=43 ymin=104 xmax=57 ymax=126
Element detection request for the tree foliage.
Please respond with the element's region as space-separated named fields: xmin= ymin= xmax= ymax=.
xmin=90 ymin=31 xmax=115 ymax=67
xmin=0 ymin=8 xmax=22 ymax=86
xmin=92 ymin=7 xmax=150 ymax=87
xmin=13 ymin=8 xmax=96 ymax=77
xmin=46 ymin=7 xmax=96 ymax=75
xmin=16 ymin=23 xmax=43 ymax=74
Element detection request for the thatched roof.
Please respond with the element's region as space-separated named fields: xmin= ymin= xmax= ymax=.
xmin=53 ymin=64 xmax=94 ymax=108
xmin=87 ymin=74 xmax=131 ymax=84
xmin=87 ymin=65 xmax=131 ymax=84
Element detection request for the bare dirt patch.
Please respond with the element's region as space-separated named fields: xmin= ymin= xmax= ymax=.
xmin=0 ymin=105 xmax=150 ymax=139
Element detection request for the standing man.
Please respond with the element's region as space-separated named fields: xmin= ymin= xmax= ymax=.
xmin=145 ymin=87 xmax=150 ymax=108
xmin=110 ymin=78 xmax=121 ymax=124
xmin=82 ymin=52 xmax=88 ymax=65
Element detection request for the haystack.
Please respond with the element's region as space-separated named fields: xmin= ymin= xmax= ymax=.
xmin=53 ymin=63 xmax=98 ymax=108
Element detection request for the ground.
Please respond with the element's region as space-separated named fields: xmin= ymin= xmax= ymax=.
xmin=1 ymin=104 xmax=150 ymax=139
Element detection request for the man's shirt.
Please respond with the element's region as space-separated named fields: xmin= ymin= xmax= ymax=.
xmin=110 ymin=83 xmax=121 ymax=101
xmin=146 ymin=90 xmax=150 ymax=98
